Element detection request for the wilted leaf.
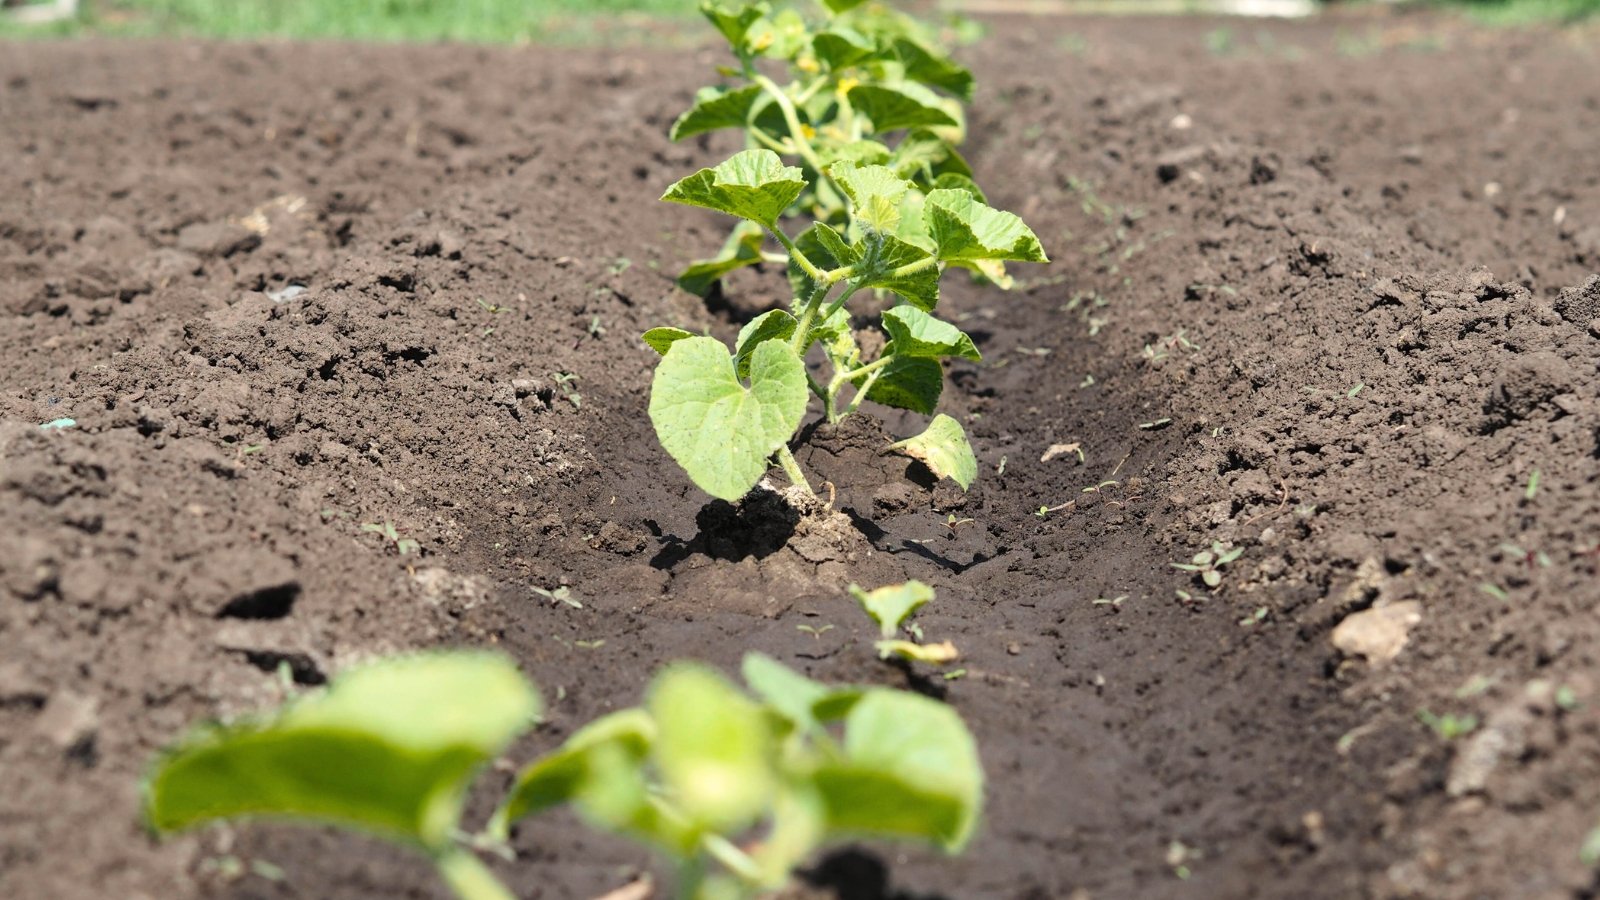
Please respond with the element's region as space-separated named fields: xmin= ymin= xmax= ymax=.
xmin=889 ymin=413 xmax=977 ymax=488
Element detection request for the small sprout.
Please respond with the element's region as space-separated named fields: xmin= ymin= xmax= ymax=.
xmin=574 ymin=639 xmax=606 ymax=650
xmin=587 ymin=315 xmax=607 ymax=338
xmin=1417 ymin=708 xmax=1478 ymax=740
xmin=552 ymin=372 xmax=582 ymax=409
xmin=1092 ymin=595 xmax=1128 ymax=612
xmin=608 ymin=257 xmax=632 ymax=275
xmin=1525 ymin=468 xmax=1541 ymax=500
xmin=533 ymin=585 xmax=583 ymax=609
xmin=475 ymin=297 xmax=510 ymax=314
xmin=1347 ymin=383 xmax=1365 ymax=398
xmin=943 ymin=668 xmax=968 ymax=681
xmin=1238 ymin=606 xmax=1269 ymax=627
xmin=1166 ymin=839 xmax=1200 ymax=880
xmin=995 ymin=455 xmax=1007 ymax=476
xmin=1079 ymin=374 xmax=1096 ymax=388
xmin=795 ymin=623 xmax=834 ymax=641
xmin=1138 ymin=417 xmax=1172 ymax=430
xmin=850 ymin=581 xmax=935 ymax=640
xmin=1478 ymin=582 xmax=1510 ymax=602
xmin=39 ymin=417 xmax=76 ymax=430
xmin=945 ymin=514 xmax=976 ymax=536
xmin=360 ymin=521 xmax=420 ymax=556
xmin=1172 ymin=541 xmax=1244 ymax=589
xmin=1556 ymin=685 xmax=1579 ymax=710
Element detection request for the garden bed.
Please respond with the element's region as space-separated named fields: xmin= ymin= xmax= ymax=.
xmin=2 ymin=12 xmax=1599 ymax=899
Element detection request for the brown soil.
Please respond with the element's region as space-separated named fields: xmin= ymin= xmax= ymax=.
xmin=3 ymin=12 xmax=1599 ymax=900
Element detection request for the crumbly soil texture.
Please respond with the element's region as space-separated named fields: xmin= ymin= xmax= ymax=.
xmin=3 ymin=14 xmax=1600 ymax=900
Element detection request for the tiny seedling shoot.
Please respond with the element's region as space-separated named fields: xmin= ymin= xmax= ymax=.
xmin=643 ymin=0 xmax=1047 ymax=503
xmin=850 ymin=579 xmax=959 ymax=664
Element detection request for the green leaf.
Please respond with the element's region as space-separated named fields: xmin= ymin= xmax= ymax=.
xmin=662 ymin=149 xmax=808 ymax=229
xmin=853 ymin=234 xmax=940 ymax=312
xmin=892 ymin=38 xmax=975 ymax=100
xmin=813 ymin=27 xmax=875 ymax=69
xmin=787 ymin=222 xmax=854 ymax=300
xmin=677 ymin=220 xmax=768 ymax=298
xmin=818 ymin=139 xmax=892 ymax=169
xmin=649 ymin=336 xmax=810 ymax=501
xmin=848 ymin=580 xmax=934 ymax=639
xmin=649 ymin=664 xmax=777 ymax=833
xmin=889 ymin=130 xmax=963 ymax=180
xmin=880 ymin=307 xmax=980 ymax=361
xmin=490 ymin=708 xmax=655 ymax=838
xmin=671 ymin=84 xmax=766 ymax=142
xmin=931 ymin=172 xmax=985 ymax=203
xmin=733 ymin=309 xmax=797 ymax=378
xmin=889 ymin=413 xmax=977 ymax=489
xmin=831 ymin=162 xmax=913 ymax=234
xmin=922 ymin=188 xmax=1047 ymax=263
xmin=748 ymin=8 xmax=808 ymax=59
xmin=820 ymin=0 xmax=871 ymax=11
xmin=643 ymin=327 xmax=696 ymax=355
xmin=144 ymin=652 xmax=539 ymax=851
xmin=847 ymin=83 xmax=958 ymax=132
xmin=814 ymin=690 xmax=983 ymax=851
xmin=741 ymin=653 xmax=833 ymax=733
xmin=700 ymin=0 xmax=768 ymax=48
xmin=855 ymin=353 xmax=942 ymax=415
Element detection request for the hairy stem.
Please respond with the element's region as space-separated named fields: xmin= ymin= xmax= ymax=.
xmin=774 ymin=445 xmax=813 ymax=494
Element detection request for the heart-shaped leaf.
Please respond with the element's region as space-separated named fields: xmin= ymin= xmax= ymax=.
xmin=889 ymin=413 xmax=977 ymax=488
xmin=677 ymin=221 xmax=768 ymax=298
xmin=648 ymin=335 xmax=809 ymax=501
xmin=700 ymin=0 xmax=768 ymax=48
xmin=922 ymin=188 xmax=1047 ymax=263
xmin=849 ymin=580 xmax=934 ymax=638
xmin=813 ymin=689 xmax=983 ymax=851
xmin=671 ymin=84 xmax=766 ymax=142
xmin=144 ymin=653 xmax=540 ymax=851
xmin=663 ymin=149 xmax=808 ymax=229
xmin=881 ymin=306 xmax=979 ymax=361
xmin=847 ymin=83 xmax=958 ymax=132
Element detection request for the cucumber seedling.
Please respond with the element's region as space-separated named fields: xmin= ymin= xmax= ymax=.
xmin=643 ymin=0 xmax=1047 ymax=503
xmin=850 ymin=580 xmax=958 ymax=664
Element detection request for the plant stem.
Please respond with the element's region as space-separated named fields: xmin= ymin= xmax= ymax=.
xmin=753 ymin=74 xmax=827 ymax=177
xmin=435 ymin=848 xmax=515 ymax=900
xmin=702 ymin=834 xmax=767 ymax=884
xmin=774 ymin=445 xmax=813 ymax=494
xmin=789 ymin=280 xmax=831 ymax=355
xmin=767 ymin=227 xmax=822 ymax=283
xmin=818 ymin=281 xmax=860 ymax=323
xmin=837 ymin=354 xmax=895 ymax=384
xmin=840 ymin=367 xmax=885 ymax=419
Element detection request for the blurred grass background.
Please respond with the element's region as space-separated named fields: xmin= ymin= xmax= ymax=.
xmin=1 ymin=0 xmax=1595 ymax=42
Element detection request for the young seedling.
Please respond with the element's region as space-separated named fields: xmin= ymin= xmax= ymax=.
xmin=643 ymin=1 xmax=1047 ymax=503
xmin=361 ymin=521 xmax=421 ymax=556
xmin=1171 ymin=541 xmax=1243 ymax=589
xmin=143 ymin=652 xmax=541 ymax=900
xmin=490 ymin=653 xmax=982 ymax=899
xmin=849 ymin=580 xmax=958 ymax=665
xmin=1417 ymin=708 xmax=1479 ymax=740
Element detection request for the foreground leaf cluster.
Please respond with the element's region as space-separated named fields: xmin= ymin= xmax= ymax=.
xmin=144 ymin=650 xmax=983 ymax=900
xmin=646 ymin=0 xmax=1047 ymax=502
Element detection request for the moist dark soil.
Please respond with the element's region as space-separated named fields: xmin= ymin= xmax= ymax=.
xmin=3 ymin=12 xmax=1599 ymax=900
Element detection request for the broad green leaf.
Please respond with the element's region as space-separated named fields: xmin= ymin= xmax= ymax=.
xmin=889 ymin=413 xmax=977 ymax=489
xmin=847 ymin=83 xmax=958 ymax=132
xmin=854 ymin=233 xmax=940 ymax=312
xmin=576 ymin=736 xmax=699 ymax=856
xmin=893 ymin=38 xmax=975 ymax=100
xmin=649 ymin=664 xmax=777 ymax=833
xmin=671 ymin=84 xmax=766 ymax=142
xmin=922 ymin=188 xmax=1047 ymax=264
xmin=144 ymin=652 xmax=539 ymax=851
xmin=813 ymin=689 xmax=983 ymax=851
xmin=813 ymin=27 xmax=875 ymax=69
xmin=848 ymin=580 xmax=934 ymax=638
xmin=821 ymin=0 xmax=871 ymax=12
xmin=854 ymin=353 xmax=942 ymax=415
xmin=700 ymin=0 xmax=768 ymax=48
xmin=894 ymin=189 xmax=933 ymax=252
xmin=876 ymin=639 xmax=960 ymax=664
xmin=748 ymin=9 xmax=808 ymax=59
xmin=649 ymin=336 xmax=810 ymax=501
xmin=733 ymin=309 xmax=797 ymax=378
xmin=818 ymin=139 xmax=892 ymax=169
xmin=643 ymin=327 xmax=696 ymax=355
xmin=677 ymin=221 xmax=767 ymax=298
xmin=490 ymin=708 xmax=654 ymax=838
xmin=881 ymin=306 xmax=980 ymax=361
xmin=662 ymin=149 xmax=808 ymax=229
xmin=831 ymin=162 xmax=912 ymax=234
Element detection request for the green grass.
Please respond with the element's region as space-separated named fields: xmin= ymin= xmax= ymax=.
xmin=1438 ymin=0 xmax=1600 ymax=23
xmin=2 ymin=0 xmax=698 ymax=44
